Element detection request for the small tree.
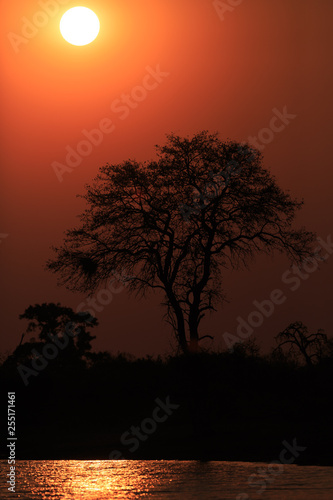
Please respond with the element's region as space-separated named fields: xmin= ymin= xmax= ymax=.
xmin=274 ymin=321 xmax=328 ymax=366
xmin=17 ymin=302 xmax=97 ymax=361
xmin=47 ymin=132 xmax=315 ymax=354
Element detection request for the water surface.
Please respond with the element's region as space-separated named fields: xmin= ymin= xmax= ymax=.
xmin=1 ymin=460 xmax=332 ymax=499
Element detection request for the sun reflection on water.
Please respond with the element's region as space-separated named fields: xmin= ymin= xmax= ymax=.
xmin=25 ymin=460 xmax=166 ymax=499
xmin=1 ymin=460 xmax=333 ymax=500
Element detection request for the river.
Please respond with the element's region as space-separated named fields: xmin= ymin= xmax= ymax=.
xmin=0 ymin=460 xmax=332 ymax=499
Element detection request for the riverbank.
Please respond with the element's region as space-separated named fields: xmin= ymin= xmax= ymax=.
xmin=1 ymin=351 xmax=332 ymax=466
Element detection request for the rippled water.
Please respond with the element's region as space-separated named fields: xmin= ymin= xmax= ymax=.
xmin=0 ymin=460 xmax=333 ymax=500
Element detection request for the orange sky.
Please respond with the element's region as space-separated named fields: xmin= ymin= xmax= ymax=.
xmin=1 ymin=0 xmax=332 ymax=356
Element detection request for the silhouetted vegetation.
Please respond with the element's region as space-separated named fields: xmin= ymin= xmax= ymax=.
xmin=3 ymin=303 xmax=97 ymax=382
xmin=1 ymin=327 xmax=332 ymax=465
xmin=274 ymin=321 xmax=330 ymax=366
xmin=2 ymin=133 xmax=327 ymax=465
xmin=47 ymin=132 xmax=315 ymax=354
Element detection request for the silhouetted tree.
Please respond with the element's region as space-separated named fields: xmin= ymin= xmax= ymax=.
xmin=47 ymin=131 xmax=315 ymax=354
xmin=16 ymin=302 xmax=97 ymax=362
xmin=274 ymin=321 xmax=328 ymax=366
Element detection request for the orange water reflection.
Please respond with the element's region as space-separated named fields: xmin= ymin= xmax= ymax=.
xmin=4 ymin=460 xmax=333 ymax=500
xmin=24 ymin=460 xmax=170 ymax=499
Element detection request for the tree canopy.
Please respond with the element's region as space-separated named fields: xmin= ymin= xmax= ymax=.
xmin=274 ymin=321 xmax=329 ymax=366
xmin=47 ymin=131 xmax=315 ymax=354
xmin=18 ymin=302 xmax=97 ymax=358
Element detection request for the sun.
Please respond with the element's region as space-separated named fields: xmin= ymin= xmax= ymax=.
xmin=60 ymin=7 xmax=100 ymax=46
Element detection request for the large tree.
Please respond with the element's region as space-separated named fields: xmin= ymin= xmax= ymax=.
xmin=47 ymin=131 xmax=315 ymax=354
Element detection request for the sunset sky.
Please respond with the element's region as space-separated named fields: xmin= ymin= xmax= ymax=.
xmin=1 ymin=0 xmax=332 ymax=357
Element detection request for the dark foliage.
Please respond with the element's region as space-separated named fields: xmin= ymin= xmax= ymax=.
xmin=1 ymin=344 xmax=332 ymax=464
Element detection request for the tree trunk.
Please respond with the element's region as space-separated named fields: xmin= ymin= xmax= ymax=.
xmin=165 ymin=285 xmax=188 ymax=354
xmin=188 ymin=300 xmax=200 ymax=353
xmin=302 ymin=350 xmax=313 ymax=367
xmin=176 ymin=310 xmax=188 ymax=354
xmin=189 ymin=337 xmax=199 ymax=353
xmin=189 ymin=315 xmax=199 ymax=353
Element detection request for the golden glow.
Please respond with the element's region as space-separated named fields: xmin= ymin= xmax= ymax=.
xmin=22 ymin=461 xmax=169 ymax=498
xmin=60 ymin=7 xmax=100 ymax=46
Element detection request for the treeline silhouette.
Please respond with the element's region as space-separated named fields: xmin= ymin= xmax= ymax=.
xmin=1 ymin=333 xmax=333 ymax=465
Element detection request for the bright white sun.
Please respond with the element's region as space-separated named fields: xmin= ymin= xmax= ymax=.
xmin=60 ymin=7 xmax=100 ymax=46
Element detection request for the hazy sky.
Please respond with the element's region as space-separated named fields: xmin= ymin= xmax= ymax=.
xmin=1 ymin=0 xmax=332 ymax=357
